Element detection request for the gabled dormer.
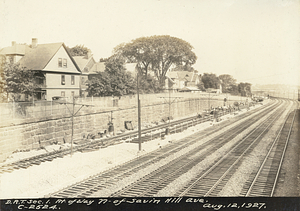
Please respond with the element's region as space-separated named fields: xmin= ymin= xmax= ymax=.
xmin=44 ymin=44 xmax=81 ymax=74
xmin=19 ymin=40 xmax=81 ymax=74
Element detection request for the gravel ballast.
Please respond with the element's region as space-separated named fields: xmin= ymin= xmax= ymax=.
xmin=218 ymin=101 xmax=294 ymax=196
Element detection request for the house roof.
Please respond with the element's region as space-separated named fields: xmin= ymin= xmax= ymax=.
xmin=73 ymin=56 xmax=95 ymax=71
xmin=165 ymin=75 xmax=176 ymax=84
xmin=73 ymin=56 xmax=89 ymax=71
xmin=19 ymin=42 xmax=62 ymax=70
xmin=166 ymin=71 xmax=178 ymax=79
xmin=0 ymin=44 xmax=30 ymax=55
xmin=166 ymin=71 xmax=198 ymax=82
xmin=18 ymin=43 xmax=81 ymax=72
xmin=90 ymin=62 xmax=105 ymax=74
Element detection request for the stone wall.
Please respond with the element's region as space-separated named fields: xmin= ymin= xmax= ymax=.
xmin=0 ymin=97 xmax=241 ymax=162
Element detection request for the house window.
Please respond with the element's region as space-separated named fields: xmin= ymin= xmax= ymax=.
xmin=9 ymin=56 xmax=14 ymax=64
xmin=113 ymin=99 xmax=119 ymax=107
xmin=81 ymin=76 xmax=86 ymax=85
xmin=63 ymin=59 xmax=67 ymax=68
xmin=71 ymin=91 xmax=74 ymax=97
xmin=61 ymin=75 xmax=65 ymax=85
xmin=58 ymin=58 xmax=62 ymax=67
xmin=61 ymin=91 xmax=65 ymax=97
xmin=71 ymin=76 xmax=75 ymax=85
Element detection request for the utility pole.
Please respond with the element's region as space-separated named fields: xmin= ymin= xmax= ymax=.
xmin=168 ymin=88 xmax=171 ymax=132
xmin=160 ymin=89 xmax=182 ymax=135
xmin=59 ymin=96 xmax=92 ymax=156
xmin=208 ymin=92 xmax=210 ymax=110
xmin=137 ymin=69 xmax=142 ymax=151
xmin=71 ymin=97 xmax=74 ymax=155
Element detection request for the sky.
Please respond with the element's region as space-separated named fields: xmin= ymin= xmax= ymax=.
xmin=0 ymin=0 xmax=299 ymax=86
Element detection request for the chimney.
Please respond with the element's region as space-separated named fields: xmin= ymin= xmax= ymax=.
xmin=87 ymin=50 xmax=92 ymax=59
xmin=12 ymin=41 xmax=16 ymax=46
xmin=32 ymin=38 xmax=38 ymax=48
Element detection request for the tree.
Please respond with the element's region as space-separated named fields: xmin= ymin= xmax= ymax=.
xmin=86 ymin=72 xmax=112 ymax=97
xmin=105 ymin=55 xmax=136 ymax=96
xmin=86 ymin=55 xmax=136 ymax=97
xmin=228 ymin=84 xmax=239 ymax=95
xmin=172 ymin=64 xmax=196 ymax=72
xmin=99 ymin=58 xmax=108 ymax=62
xmin=196 ymin=80 xmax=206 ymax=91
xmin=67 ymin=45 xmax=90 ymax=57
xmin=3 ymin=63 xmax=41 ymax=101
xmin=138 ymin=74 xmax=162 ymax=94
xmin=238 ymin=82 xmax=252 ymax=97
xmin=0 ymin=56 xmax=7 ymax=102
xmin=219 ymin=74 xmax=237 ymax=93
xmin=201 ymin=73 xmax=220 ymax=89
xmin=114 ymin=35 xmax=197 ymax=86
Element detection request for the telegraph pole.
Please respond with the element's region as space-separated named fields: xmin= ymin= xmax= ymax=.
xmin=59 ymin=96 xmax=92 ymax=156
xmin=208 ymin=92 xmax=210 ymax=110
xmin=160 ymin=89 xmax=182 ymax=135
xmin=137 ymin=69 xmax=142 ymax=151
xmin=71 ymin=97 xmax=74 ymax=155
xmin=168 ymin=88 xmax=171 ymax=132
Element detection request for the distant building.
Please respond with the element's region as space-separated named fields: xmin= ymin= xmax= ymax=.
xmin=165 ymin=70 xmax=200 ymax=92
xmin=87 ymin=62 xmax=137 ymax=79
xmin=206 ymin=87 xmax=222 ymax=94
xmin=73 ymin=52 xmax=106 ymax=97
xmin=0 ymin=41 xmax=30 ymax=64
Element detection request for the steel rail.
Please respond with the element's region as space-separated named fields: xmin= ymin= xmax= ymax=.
xmin=108 ymin=100 xmax=284 ymax=197
xmin=245 ymin=100 xmax=296 ymax=196
xmin=178 ymin=100 xmax=287 ymax=197
xmin=51 ymin=106 xmax=266 ymax=198
xmin=270 ymin=108 xmax=297 ymax=196
xmin=244 ymin=103 xmax=297 ymax=197
xmin=50 ymin=101 xmax=279 ymax=197
xmin=0 ymin=112 xmax=212 ymax=173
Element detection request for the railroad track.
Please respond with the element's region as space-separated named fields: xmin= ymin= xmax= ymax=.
xmin=0 ymin=102 xmax=258 ymax=174
xmin=47 ymin=99 xmax=280 ymax=197
xmin=109 ymin=100 xmax=287 ymax=197
xmin=175 ymin=101 xmax=291 ymax=197
xmin=0 ymin=111 xmax=212 ymax=174
xmin=242 ymin=106 xmax=298 ymax=196
xmin=173 ymin=100 xmax=295 ymax=197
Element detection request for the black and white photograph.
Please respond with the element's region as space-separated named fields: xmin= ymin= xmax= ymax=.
xmin=0 ymin=0 xmax=299 ymax=210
